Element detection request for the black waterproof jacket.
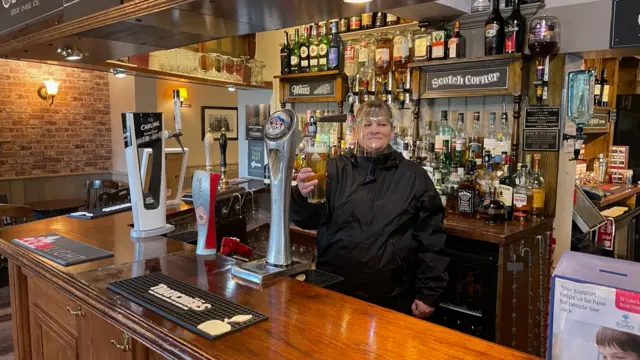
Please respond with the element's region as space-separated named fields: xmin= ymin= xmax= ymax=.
xmin=291 ymin=149 xmax=448 ymax=313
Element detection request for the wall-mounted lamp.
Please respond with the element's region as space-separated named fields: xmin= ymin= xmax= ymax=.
xmin=37 ymin=79 xmax=59 ymax=107
xmin=57 ymin=46 xmax=84 ymax=61
xmin=175 ymin=87 xmax=191 ymax=108
xmin=227 ymin=85 xmax=236 ymax=92
xmin=111 ymin=68 xmax=127 ymax=78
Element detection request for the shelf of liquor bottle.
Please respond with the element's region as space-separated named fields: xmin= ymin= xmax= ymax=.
xmin=444 ymin=213 xmax=554 ymax=245
xmin=339 ymin=22 xmax=418 ymax=41
xmin=103 ymin=61 xmax=272 ymax=90
xmin=408 ymin=53 xmax=524 ymax=69
xmin=274 ymin=70 xmax=342 ymax=79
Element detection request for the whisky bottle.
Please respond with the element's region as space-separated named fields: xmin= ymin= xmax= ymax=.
xmin=513 ymin=163 xmax=530 ymax=222
xmin=457 ymin=162 xmax=479 ymax=217
xmin=482 ymin=187 xmax=506 ymax=224
xmin=530 ymin=153 xmax=546 ymax=221
xmin=435 ymin=111 xmax=454 ymax=155
xmin=413 ymin=21 xmax=433 ymax=62
xmin=468 ymin=112 xmax=484 ymax=168
xmin=601 ymin=68 xmax=611 ymax=107
xmin=593 ymin=67 xmax=601 ymax=106
xmin=448 ymin=21 xmax=466 ymax=59
xmin=498 ymin=155 xmax=515 ymax=220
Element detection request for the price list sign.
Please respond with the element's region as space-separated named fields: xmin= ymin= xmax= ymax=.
xmin=524 ymin=107 xmax=561 ymax=152
xmin=247 ymin=140 xmax=264 ymax=179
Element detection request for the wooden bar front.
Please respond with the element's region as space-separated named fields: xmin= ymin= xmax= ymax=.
xmin=0 ymin=205 xmax=543 ymax=360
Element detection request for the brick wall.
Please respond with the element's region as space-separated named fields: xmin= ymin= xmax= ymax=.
xmin=0 ymin=59 xmax=111 ymax=179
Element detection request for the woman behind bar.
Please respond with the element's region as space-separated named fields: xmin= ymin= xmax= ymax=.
xmin=291 ymin=100 xmax=448 ymax=318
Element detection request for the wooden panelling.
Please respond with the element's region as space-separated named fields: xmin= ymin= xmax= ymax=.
xmin=29 ymin=305 xmax=78 ymax=360
xmin=9 ymin=262 xmax=31 ymax=360
xmin=525 ymin=55 xmax=565 ymax=217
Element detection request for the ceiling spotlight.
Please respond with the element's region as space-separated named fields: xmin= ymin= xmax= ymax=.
xmin=344 ymin=0 xmax=373 ymax=3
xmin=57 ymin=47 xmax=84 ymax=61
xmin=227 ymin=85 xmax=236 ymax=92
xmin=111 ymin=68 xmax=127 ymax=78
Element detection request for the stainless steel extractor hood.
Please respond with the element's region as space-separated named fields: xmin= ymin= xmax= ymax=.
xmin=0 ymin=0 xmax=468 ymax=65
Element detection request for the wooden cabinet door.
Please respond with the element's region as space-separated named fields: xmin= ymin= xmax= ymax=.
xmin=29 ymin=304 xmax=78 ymax=360
xmin=77 ymin=307 xmax=134 ymax=360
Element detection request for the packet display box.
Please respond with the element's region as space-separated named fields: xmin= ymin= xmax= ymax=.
xmin=548 ymin=251 xmax=640 ymax=359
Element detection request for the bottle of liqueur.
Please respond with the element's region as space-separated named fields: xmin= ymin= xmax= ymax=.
xmin=435 ymin=111 xmax=454 ymax=155
xmin=413 ymin=21 xmax=433 ymax=62
xmin=280 ymin=31 xmax=291 ymax=75
xmin=328 ymin=21 xmax=341 ymax=71
xmin=601 ymin=68 xmax=611 ymax=107
xmin=393 ymin=30 xmax=410 ymax=72
xmin=513 ymin=163 xmax=530 ymax=222
xmin=485 ymin=0 xmax=505 ymax=55
xmin=448 ymin=21 xmax=466 ymax=59
xmin=530 ymin=154 xmax=546 ymax=221
xmin=309 ymin=25 xmax=320 ymax=72
xmin=468 ymin=112 xmax=484 ymax=168
xmin=375 ymin=12 xmax=386 ymax=28
xmin=482 ymin=187 xmax=506 ymax=224
xmin=362 ymin=13 xmax=374 ymax=30
xmin=593 ymin=67 xmax=601 ymax=106
xmin=344 ymin=40 xmax=359 ymax=78
xmin=454 ymin=113 xmax=467 ymax=165
xmin=350 ymin=15 xmax=362 ymax=31
xmin=318 ymin=22 xmax=329 ymax=71
xmin=483 ymin=112 xmax=498 ymax=160
xmin=339 ymin=18 xmax=350 ymax=34
xmin=300 ymin=25 xmax=310 ymax=73
xmin=498 ymin=155 xmax=516 ymax=221
xmin=290 ymin=28 xmax=301 ymax=74
xmin=504 ymin=0 xmax=526 ymax=54
xmin=458 ymin=162 xmax=480 ymax=218
xmin=431 ymin=19 xmax=450 ymax=60
xmin=422 ymin=142 xmax=439 ymax=183
xmin=375 ymin=31 xmax=393 ymax=75
xmin=386 ymin=13 xmax=399 ymax=26
xmin=496 ymin=107 xmax=511 ymax=157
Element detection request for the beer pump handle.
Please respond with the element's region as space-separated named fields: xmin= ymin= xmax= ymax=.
xmin=172 ymin=90 xmax=182 ymax=134
xmin=204 ymin=128 xmax=215 ymax=172
xmin=219 ymin=129 xmax=228 ymax=169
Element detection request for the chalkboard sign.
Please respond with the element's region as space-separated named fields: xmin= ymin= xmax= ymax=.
xmin=584 ymin=112 xmax=608 ymax=129
xmin=611 ymin=0 xmax=640 ymax=48
xmin=524 ymin=107 xmax=561 ymax=129
xmin=286 ymin=81 xmax=335 ymax=99
xmin=425 ymin=67 xmax=509 ymax=92
xmin=0 ymin=0 xmax=64 ymax=35
xmin=247 ymin=140 xmax=264 ymax=179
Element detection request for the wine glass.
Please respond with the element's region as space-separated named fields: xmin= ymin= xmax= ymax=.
xmin=240 ymin=56 xmax=251 ymax=83
xmin=231 ymin=57 xmax=243 ymax=82
xmin=206 ymin=53 xmax=220 ymax=79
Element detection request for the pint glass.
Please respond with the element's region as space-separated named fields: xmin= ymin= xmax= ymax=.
xmin=304 ymin=140 xmax=328 ymax=204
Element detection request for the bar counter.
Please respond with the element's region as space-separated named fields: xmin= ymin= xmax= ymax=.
xmin=0 ymin=203 xmax=540 ymax=360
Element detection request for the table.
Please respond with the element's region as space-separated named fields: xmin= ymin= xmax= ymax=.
xmin=25 ymin=199 xmax=87 ymax=220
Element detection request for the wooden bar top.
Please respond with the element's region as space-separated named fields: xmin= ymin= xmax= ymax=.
xmin=444 ymin=214 xmax=555 ymax=244
xmin=0 ymin=207 xmax=539 ymax=359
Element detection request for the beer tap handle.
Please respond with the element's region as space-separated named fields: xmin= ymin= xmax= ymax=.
xmin=219 ymin=129 xmax=228 ymax=169
xmin=171 ymin=90 xmax=185 ymax=155
xmin=204 ymin=128 xmax=215 ymax=172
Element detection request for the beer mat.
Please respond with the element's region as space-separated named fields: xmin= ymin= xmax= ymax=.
xmin=292 ymin=269 xmax=343 ymax=288
xmin=166 ymin=231 xmax=198 ymax=243
xmin=107 ymin=272 xmax=268 ymax=340
xmin=11 ymin=233 xmax=113 ymax=266
xmin=67 ymin=204 xmax=132 ymax=220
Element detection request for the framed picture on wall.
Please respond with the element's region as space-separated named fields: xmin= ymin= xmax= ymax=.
xmin=201 ymin=106 xmax=238 ymax=140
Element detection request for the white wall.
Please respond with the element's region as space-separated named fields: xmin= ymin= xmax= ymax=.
xmin=109 ymin=74 xmax=136 ymax=174
xmin=544 ymin=0 xmax=599 ymax=8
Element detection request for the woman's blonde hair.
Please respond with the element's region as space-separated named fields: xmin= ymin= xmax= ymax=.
xmin=355 ymin=100 xmax=392 ymax=124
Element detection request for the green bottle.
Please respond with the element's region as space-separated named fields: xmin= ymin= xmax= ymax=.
xmin=318 ymin=22 xmax=329 ymax=71
xmin=290 ymin=29 xmax=301 ymax=74
xmin=309 ymin=24 xmax=320 ymax=72
xmin=300 ymin=25 xmax=310 ymax=73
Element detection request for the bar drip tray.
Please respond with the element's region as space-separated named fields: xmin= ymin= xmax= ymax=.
xmin=232 ymin=259 xmax=311 ymax=285
xmin=291 ymin=269 xmax=343 ymax=290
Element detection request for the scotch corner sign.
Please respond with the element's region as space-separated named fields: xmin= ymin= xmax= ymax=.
xmin=287 ymin=80 xmax=336 ymax=98
xmin=0 ymin=0 xmax=66 ymax=35
xmin=425 ymin=66 xmax=509 ymax=92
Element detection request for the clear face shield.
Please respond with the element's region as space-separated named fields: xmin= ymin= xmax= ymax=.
xmin=355 ymin=115 xmax=392 ymax=157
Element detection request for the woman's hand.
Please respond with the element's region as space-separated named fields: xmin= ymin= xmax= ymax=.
xmin=296 ymin=168 xmax=318 ymax=196
xmin=412 ymin=299 xmax=435 ymax=319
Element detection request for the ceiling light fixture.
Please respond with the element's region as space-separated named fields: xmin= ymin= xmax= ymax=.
xmin=57 ymin=47 xmax=84 ymax=61
xmin=111 ymin=68 xmax=127 ymax=78
xmin=227 ymin=85 xmax=236 ymax=92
